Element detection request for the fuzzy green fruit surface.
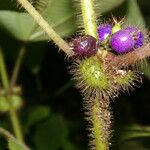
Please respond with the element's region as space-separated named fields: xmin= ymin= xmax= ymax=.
xmin=79 ymin=56 xmax=109 ymax=89
xmin=115 ymin=70 xmax=134 ymax=86
xmin=0 ymin=96 xmax=9 ymax=112
xmin=0 ymin=95 xmax=22 ymax=113
xmin=11 ymin=95 xmax=22 ymax=109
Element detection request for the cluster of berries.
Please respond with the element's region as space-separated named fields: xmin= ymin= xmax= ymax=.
xmin=72 ymin=21 xmax=144 ymax=57
xmin=98 ymin=24 xmax=144 ymax=53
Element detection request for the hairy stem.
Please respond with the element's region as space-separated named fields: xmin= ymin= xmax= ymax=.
xmin=0 ymin=127 xmax=30 ymax=150
xmin=80 ymin=1 xmax=109 ymax=150
xmin=16 ymin=0 xmax=71 ymax=55
xmin=108 ymin=43 xmax=150 ymax=68
xmin=80 ymin=0 xmax=98 ymax=38
xmin=91 ymin=99 xmax=108 ymax=150
xmin=0 ymin=48 xmax=24 ymax=143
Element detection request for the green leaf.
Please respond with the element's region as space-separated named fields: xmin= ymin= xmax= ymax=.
xmin=0 ymin=0 xmax=142 ymax=42
xmin=120 ymin=124 xmax=150 ymax=141
xmin=24 ymin=106 xmax=50 ymax=133
xmin=0 ymin=0 xmax=126 ymax=42
xmin=34 ymin=115 xmax=68 ymax=150
xmin=0 ymin=0 xmax=76 ymax=41
xmin=64 ymin=141 xmax=77 ymax=150
xmin=0 ymin=11 xmax=35 ymax=41
xmin=118 ymin=140 xmax=150 ymax=150
xmin=113 ymin=124 xmax=150 ymax=150
xmin=97 ymin=0 xmax=125 ymax=14
xmin=29 ymin=0 xmax=76 ymax=41
xmin=8 ymin=139 xmax=24 ymax=150
xmin=125 ymin=0 xmax=145 ymax=28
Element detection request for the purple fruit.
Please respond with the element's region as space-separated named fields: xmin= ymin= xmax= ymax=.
xmin=125 ymin=27 xmax=144 ymax=48
xmin=110 ymin=30 xmax=134 ymax=53
xmin=98 ymin=24 xmax=112 ymax=42
xmin=72 ymin=35 xmax=98 ymax=57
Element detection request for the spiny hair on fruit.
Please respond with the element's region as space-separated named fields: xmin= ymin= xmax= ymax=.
xmin=70 ymin=55 xmax=143 ymax=100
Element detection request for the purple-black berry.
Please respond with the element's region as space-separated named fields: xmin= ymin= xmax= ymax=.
xmin=72 ymin=35 xmax=98 ymax=57
xmin=98 ymin=24 xmax=112 ymax=42
xmin=125 ymin=27 xmax=144 ymax=48
xmin=110 ymin=30 xmax=134 ymax=53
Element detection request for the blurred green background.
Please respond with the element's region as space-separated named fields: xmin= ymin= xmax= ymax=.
xmin=0 ymin=0 xmax=150 ymax=149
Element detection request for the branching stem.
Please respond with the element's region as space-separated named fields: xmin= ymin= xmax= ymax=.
xmin=80 ymin=0 xmax=108 ymax=150
xmin=0 ymin=48 xmax=24 ymax=143
xmin=80 ymin=0 xmax=98 ymax=38
xmin=16 ymin=0 xmax=71 ymax=55
xmin=0 ymin=127 xmax=30 ymax=150
xmin=9 ymin=46 xmax=26 ymax=89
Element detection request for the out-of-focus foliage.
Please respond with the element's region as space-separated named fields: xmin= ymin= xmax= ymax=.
xmin=34 ymin=115 xmax=70 ymax=150
xmin=0 ymin=0 xmax=150 ymax=150
xmin=125 ymin=0 xmax=145 ymax=27
xmin=8 ymin=139 xmax=24 ymax=150
xmin=0 ymin=0 xmax=76 ymax=41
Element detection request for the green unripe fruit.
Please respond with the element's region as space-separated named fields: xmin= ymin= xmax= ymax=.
xmin=114 ymin=69 xmax=140 ymax=93
xmin=0 ymin=96 xmax=9 ymax=112
xmin=71 ymin=56 xmax=139 ymax=99
xmin=0 ymin=95 xmax=22 ymax=113
xmin=113 ymin=69 xmax=143 ymax=94
xmin=11 ymin=95 xmax=22 ymax=110
xmin=79 ymin=56 xmax=109 ymax=89
xmin=115 ymin=70 xmax=133 ymax=85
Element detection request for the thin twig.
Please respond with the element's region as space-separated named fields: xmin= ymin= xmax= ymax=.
xmin=16 ymin=0 xmax=71 ymax=55
xmin=0 ymin=48 xmax=9 ymax=89
xmin=0 ymin=128 xmax=30 ymax=150
xmin=9 ymin=46 xmax=25 ymax=89
xmin=0 ymin=48 xmax=24 ymax=143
